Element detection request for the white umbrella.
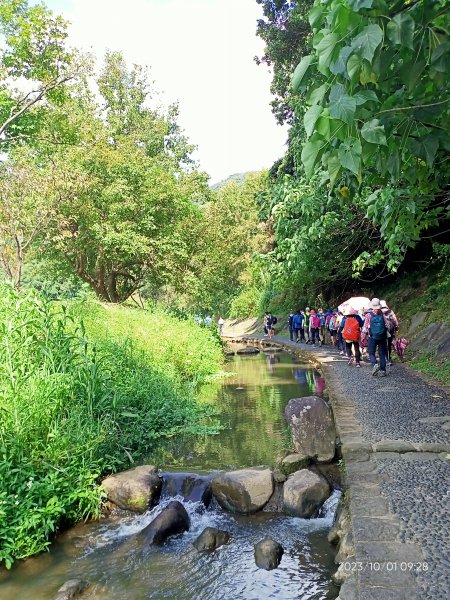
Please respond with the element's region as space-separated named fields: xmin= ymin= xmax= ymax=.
xmin=338 ymin=296 xmax=370 ymax=314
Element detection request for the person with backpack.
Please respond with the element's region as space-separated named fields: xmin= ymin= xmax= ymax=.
xmin=309 ymin=310 xmax=321 ymax=346
xmin=318 ymin=308 xmax=327 ymax=345
xmin=292 ymin=310 xmax=304 ymax=342
xmin=328 ymin=311 xmax=338 ymax=346
xmin=380 ymin=300 xmax=399 ymax=365
xmin=336 ymin=311 xmax=345 ymax=354
xmin=363 ymin=298 xmax=390 ymax=376
xmin=288 ymin=311 xmax=295 ymax=341
xmin=266 ymin=312 xmax=276 ymax=339
xmin=342 ymin=308 xmax=363 ymax=367
xmin=304 ymin=307 xmax=311 ymax=343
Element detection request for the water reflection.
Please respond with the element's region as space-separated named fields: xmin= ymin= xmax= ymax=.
xmin=152 ymin=349 xmax=325 ymax=471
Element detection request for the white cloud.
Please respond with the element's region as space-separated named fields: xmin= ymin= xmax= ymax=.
xmin=46 ymin=0 xmax=287 ymax=183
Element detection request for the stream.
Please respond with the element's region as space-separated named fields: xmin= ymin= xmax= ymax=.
xmin=0 ymin=347 xmax=340 ymax=600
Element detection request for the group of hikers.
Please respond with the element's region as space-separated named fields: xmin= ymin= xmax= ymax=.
xmin=279 ymin=298 xmax=402 ymax=377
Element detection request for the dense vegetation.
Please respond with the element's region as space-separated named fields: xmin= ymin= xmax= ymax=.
xmin=0 ymin=286 xmax=222 ymax=567
xmin=252 ymin=0 xmax=449 ymax=307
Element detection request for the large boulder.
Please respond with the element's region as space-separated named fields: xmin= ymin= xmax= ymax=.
xmin=254 ymin=537 xmax=284 ymax=570
xmin=281 ymin=452 xmax=309 ymax=476
xmin=285 ymin=396 xmax=336 ymax=463
xmin=283 ymin=469 xmax=330 ymax=518
xmin=140 ymin=500 xmax=190 ymax=544
xmin=102 ymin=465 xmax=162 ymax=513
xmin=211 ymin=467 xmax=274 ymax=514
xmin=54 ymin=580 xmax=89 ymax=600
xmin=192 ymin=527 xmax=231 ymax=552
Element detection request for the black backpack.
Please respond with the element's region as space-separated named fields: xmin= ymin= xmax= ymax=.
xmin=272 ymin=316 xmax=278 ymax=325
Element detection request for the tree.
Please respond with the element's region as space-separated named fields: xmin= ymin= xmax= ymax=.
xmin=291 ymin=0 xmax=450 ymax=269
xmin=0 ymin=158 xmax=60 ymax=289
xmin=35 ymin=53 xmax=207 ymax=303
xmin=0 ymin=0 xmax=76 ymax=143
xmin=175 ymin=172 xmax=270 ymax=315
xmin=255 ymin=0 xmax=314 ymax=124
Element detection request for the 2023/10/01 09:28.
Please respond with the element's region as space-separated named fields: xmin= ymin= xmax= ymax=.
xmin=342 ymin=561 xmax=429 ymax=572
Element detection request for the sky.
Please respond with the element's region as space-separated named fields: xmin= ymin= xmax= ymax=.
xmin=45 ymin=0 xmax=288 ymax=184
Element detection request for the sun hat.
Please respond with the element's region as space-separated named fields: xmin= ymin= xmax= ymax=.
xmin=380 ymin=300 xmax=389 ymax=309
xmin=371 ymin=297 xmax=381 ymax=309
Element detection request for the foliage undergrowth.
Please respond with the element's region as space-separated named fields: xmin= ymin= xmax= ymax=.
xmin=0 ymin=287 xmax=223 ymax=567
xmin=379 ymin=264 xmax=450 ymax=384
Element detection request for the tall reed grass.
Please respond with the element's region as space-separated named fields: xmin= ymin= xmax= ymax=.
xmin=0 ymin=286 xmax=223 ymax=567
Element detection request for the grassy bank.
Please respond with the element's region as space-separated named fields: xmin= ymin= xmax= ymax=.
xmin=0 ymin=287 xmax=223 ymax=567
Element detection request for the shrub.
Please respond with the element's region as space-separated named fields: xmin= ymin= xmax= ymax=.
xmin=0 ymin=287 xmax=223 ymax=566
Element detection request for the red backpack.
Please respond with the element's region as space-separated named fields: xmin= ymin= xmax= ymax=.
xmin=342 ymin=316 xmax=360 ymax=342
xmin=312 ymin=315 xmax=320 ymax=328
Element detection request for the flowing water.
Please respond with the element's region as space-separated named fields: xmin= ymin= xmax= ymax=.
xmin=0 ymin=347 xmax=340 ymax=600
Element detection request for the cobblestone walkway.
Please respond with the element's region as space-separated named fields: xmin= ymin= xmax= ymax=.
xmin=226 ymin=333 xmax=450 ymax=600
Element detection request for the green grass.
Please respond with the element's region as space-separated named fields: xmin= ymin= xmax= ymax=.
xmin=0 ymin=287 xmax=223 ymax=567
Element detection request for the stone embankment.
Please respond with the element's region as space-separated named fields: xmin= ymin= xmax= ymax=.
xmin=227 ymin=333 xmax=449 ymax=600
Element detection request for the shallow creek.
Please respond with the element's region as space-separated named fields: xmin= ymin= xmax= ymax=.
xmin=0 ymin=348 xmax=340 ymax=600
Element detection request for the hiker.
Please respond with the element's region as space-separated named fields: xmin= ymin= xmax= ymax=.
xmin=336 ymin=311 xmax=345 ymax=354
xmin=293 ymin=310 xmax=304 ymax=343
xmin=325 ymin=309 xmax=333 ymax=344
xmin=318 ymin=308 xmax=327 ymax=345
xmin=288 ymin=311 xmax=295 ymax=341
xmin=363 ymin=298 xmax=390 ymax=376
xmin=266 ymin=312 xmax=277 ymax=339
xmin=380 ymin=300 xmax=399 ymax=365
xmin=304 ymin=307 xmax=311 ymax=343
xmin=263 ymin=312 xmax=269 ymax=336
xmin=218 ymin=316 xmax=225 ymax=335
xmin=328 ymin=311 xmax=338 ymax=346
xmin=342 ymin=308 xmax=363 ymax=367
xmin=309 ymin=309 xmax=321 ymax=346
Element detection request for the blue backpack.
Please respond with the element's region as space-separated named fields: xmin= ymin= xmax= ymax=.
xmin=370 ymin=313 xmax=387 ymax=340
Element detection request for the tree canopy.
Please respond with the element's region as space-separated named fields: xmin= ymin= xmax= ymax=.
xmin=256 ymin=0 xmax=450 ymax=304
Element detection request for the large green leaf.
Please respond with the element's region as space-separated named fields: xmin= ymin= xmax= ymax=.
xmin=308 ymin=5 xmax=323 ymax=30
xmin=400 ymin=60 xmax=426 ymax=91
xmin=387 ymin=13 xmax=415 ymax=50
xmin=338 ymin=138 xmax=361 ymax=176
xmin=329 ymin=84 xmax=356 ymax=124
xmin=409 ymin=135 xmax=439 ymax=168
xmin=347 ymin=54 xmax=362 ymax=82
xmin=330 ymin=46 xmax=353 ymax=75
xmin=316 ymin=110 xmax=331 ymax=139
xmin=291 ymin=55 xmax=314 ymax=92
xmin=353 ymin=90 xmax=379 ymax=105
xmin=351 ymin=24 xmax=383 ymax=63
xmin=327 ymin=151 xmax=341 ymax=188
xmin=301 ymin=134 xmax=326 ymax=179
xmin=387 ymin=150 xmax=400 ymax=180
xmin=361 ymin=119 xmax=387 ymax=145
xmin=431 ymin=43 xmax=450 ymax=74
xmin=348 ymin=0 xmax=373 ymax=12
xmin=304 ymin=105 xmax=323 ymax=138
xmin=307 ymin=83 xmax=328 ymax=105
xmin=316 ymin=32 xmax=340 ymax=73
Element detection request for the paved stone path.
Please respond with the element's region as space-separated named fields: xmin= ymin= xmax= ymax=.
xmin=225 ymin=333 xmax=450 ymax=600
